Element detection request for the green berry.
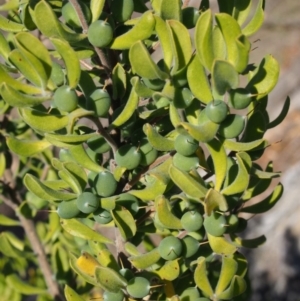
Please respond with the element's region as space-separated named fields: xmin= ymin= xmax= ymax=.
xmin=218 ymin=114 xmax=245 ymax=139
xmin=182 ymin=7 xmax=200 ymax=29
xmin=228 ymin=88 xmax=253 ymax=109
xmin=50 ymin=62 xmax=65 ymax=87
xmin=53 ymin=85 xmax=78 ymax=112
xmin=181 ymin=236 xmax=199 ymax=258
xmin=111 ymin=0 xmax=134 ymax=23
xmin=88 ymin=20 xmax=113 ymax=48
xmin=76 ymin=192 xmax=99 ymax=214
xmin=158 ymin=236 xmax=182 ymax=260
xmin=94 ymin=171 xmax=117 ymax=197
xmin=115 ymin=145 xmax=142 ymax=170
xmin=87 ymin=89 xmax=111 ymax=117
xmin=181 ymin=211 xmax=203 ymax=232
xmin=103 ymin=290 xmax=124 ymax=301
xmin=93 ymin=208 xmax=113 ymax=224
xmin=174 ymin=133 xmax=198 ymax=156
xmin=86 ymin=136 xmax=111 ymax=154
xmin=204 ymin=212 xmax=227 ymax=237
xmin=173 ymin=153 xmax=199 ymax=172
xmin=206 ymin=100 xmax=228 ymax=123
xmin=115 ymin=193 xmax=139 ymax=216
xmin=57 ymin=199 xmax=81 ymax=219
xmin=126 ymin=277 xmax=150 ymax=299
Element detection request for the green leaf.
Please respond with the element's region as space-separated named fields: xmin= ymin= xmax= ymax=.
xmin=169 ymin=164 xmax=207 ymax=200
xmin=268 ymin=96 xmax=290 ymax=129
xmin=167 ymin=19 xmax=192 ymax=74
xmin=143 ymin=123 xmax=175 ymax=151
xmin=154 ymin=15 xmax=173 ymax=71
xmin=34 ymin=0 xmax=86 ymax=43
xmin=207 ymin=233 xmax=237 ymax=255
xmin=0 ymin=14 xmax=26 ymax=32
xmin=64 ymin=285 xmax=85 ymax=301
xmin=69 ymin=144 xmax=105 ymax=173
xmin=187 ymin=55 xmax=212 ymax=105
xmin=232 ymin=0 xmax=252 ymax=26
xmin=129 ymin=41 xmax=168 ymax=80
xmin=110 ymin=83 xmax=139 ymax=128
xmin=204 ymin=188 xmax=228 ymax=215
xmin=222 ymin=138 xmax=266 ymax=152
xmin=61 ymin=218 xmax=113 ymax=244
xmin=129 ymin=248 xmax=161 ymax=269
xmin=6 ymin=275 xmax=47 ymax=295
xmin=251 ymin=167 xmax=280 ymax=179
xmin=0 ymin=233 xmax=23 ymax=258
xmin=242 ymin=111 xmax=266 ymax=142
xmin=95 ymin=266 xmax=127 ymax=293
xmin=217 ymin=275 xmax=247 ymax=300
xmin=58 ymin=169 xmax=82 ymax=194
xmin=24 ymin=174 xmax=77 ymax=201
xmin=221 ymin=152 xmax=251 ymax=196
xmin=112 ymin=63 xmax=127 ymax=100
xmin=246 ymin=55 xmax=280 ymax=99
xmin=14 ymin=32 xmax=52 ymax=89
xmin=45 ymin=132 xmax=98 ymax=145
xmin=215 ymin=256 xmax=238 ymax=295
xmin=169 ymin=102 xmax=182 ymax=127
xmin=205 ymin=138 xmax=227 ymax=191
xmin=212 ymin=25 xmax=227 ymax=61
xmin=131 ymin=76 xmax=154 ymax=98
xmin=19 ymin=108 xmax=69 ymax=133
xmin=230 ymin=233 xmax=266 ymax=249
xmin=63 ymin=161 xmax=88 ymax=191
xmin=194 ymin=257 xmax=214 ymax=298
xmin=111 ymin=205 xmax=136 ymax=240
xmin=90 ymin=0 xmax=105 ymax=22
xmin=242 ymin=0 xmax=264 ymax=37
xmin=195 ymin=9 xmax=214 ymax=71
xmin=156 ymin=259 xmax=180 ymax=281
xmin=9 ymin=49 xmax=43 ymax=88
xmin=212 ymin=60 xmax=239 ymax=96
xmin=160 ymin=0 xmax=181 ymax=21
xmin=50 ymin=37 xmax=81 ymax=89
xmin=179 ymin=121 xmax=218 ymax=143
xmin=0 ymin=64 xmax=43 ymax=94
xmin=155 ymin=195 xmax=182 ymax=229
xmin=0 ymin=214 xmax=20 ymax=226
xmin=241 ymin=183 xmax=283 ymax=214
xmin=0 ymin=31 xmax=11 ymax=62
xmin=6 ymin=136 xmax=51 ymax=157
xmin=69 ymin=252 xmax=99 ymax=286
xmin=110 ymin=11 xmax=156 ymax=49
xmin=0 ymin=83 xmax=51 ymax=108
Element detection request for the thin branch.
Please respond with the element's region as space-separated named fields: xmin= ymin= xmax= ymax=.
xmin=2 ymin=182 xmax=64 ymax=301
xmin=69 ymin=0 xmax=112 ymax=76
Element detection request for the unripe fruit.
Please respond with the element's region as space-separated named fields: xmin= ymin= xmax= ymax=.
xmin=53 ymin=85 xmax=78 ymax=112
xmin=204 ymin=212 xmax=227 ymax=237
xmin=181 ymin=211 xmax=203 ymax=232
xmin=87 ymin=136 xmax=111 ymax=154
xmin=126 ymin=277 xmax=150 ymax=299
xmin=174 ymin=133 xmax=198 ymax=156
xmin=218 ymin=114 xmax=245 ymax=139
xmin=57 ymin=199 xmax=81 ymax=219
xmin=182 ymin=7 xmax=200 ymax=29
xmin=119 ymin=268 xmax=134 ymax=281
xmin=111 ymin=0 xmax=134 ymax=23
xmin=93 ymin=208 xmax=113 ymax=224
xmin=62 ymin=1 xmax=91 ymax=28
xmin=50 ymin=62 xmax=65 ymax=87
xmin=76 ymin=192 xmax=99 ymax=214
xmin=173 ymin=153 xmax=199 ymax=172
xmin=94 ymin=171 xmax=117 ymax=197
xmin=87 ymin=89 xmax=111 ymax=117
xmin=88 ymin=20 xmax=113 ymax=48
xmin=225 ymin=214 xmax=239 ymax=233
xmin=116 ymin=193 xmax=139 ymax=216
xmin=158 ymin=236 xmax=182 ymax=260
xmin=205 ymin=100 xmax=228 ymax=123
xmin=103 ymin=290 xmax=124 ymax=301
xmin=115 ymin=145 xmax=142 ymax=170
xmin=139 ymin=138 xmax=158 ymax=166
xmin=228 ymin=88 xmax=253 ymax=109
xmin=181 ymin=236 xmax=199 ymax=258
xmin=173 ymin=87 xmax=194 ymax=108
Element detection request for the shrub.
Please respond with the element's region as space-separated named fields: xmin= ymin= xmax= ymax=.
xmin=0 ymin=0 xmax=289 ymax=300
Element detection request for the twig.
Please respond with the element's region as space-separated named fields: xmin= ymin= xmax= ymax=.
xmin=69 ymin=0 xmax=112 ymax=76
xmin=2 ymin=182 xmax=64 ymax=301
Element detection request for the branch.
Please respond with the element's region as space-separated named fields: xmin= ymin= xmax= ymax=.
xmin=69 ymin=0 xmax=112 ymax=76
xmin=2 ymin=183 xmax=64 ymax=301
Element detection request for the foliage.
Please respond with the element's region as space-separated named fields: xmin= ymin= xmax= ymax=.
xmin=0 ymin=0 xmax=288 ymax=300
